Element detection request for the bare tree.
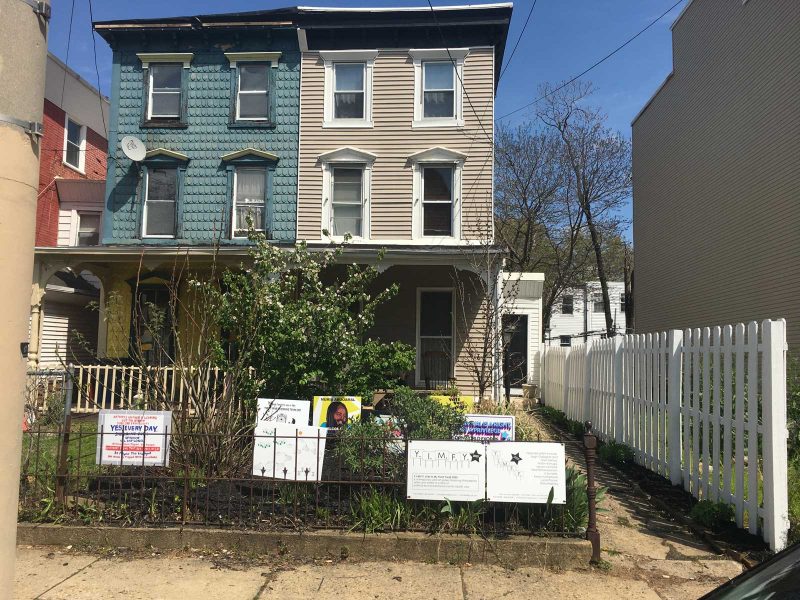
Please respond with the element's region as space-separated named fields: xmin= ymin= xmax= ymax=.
xmin=538 ymin=81 xmax=632 ymax=337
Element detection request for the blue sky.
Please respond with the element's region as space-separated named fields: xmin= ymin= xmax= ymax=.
xmin=48 ymin=0 xmax=689 ymax=235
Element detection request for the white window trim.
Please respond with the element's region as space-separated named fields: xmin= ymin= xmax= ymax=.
xmin=409 ymin=48 xmax=468 ymax=128
xmin=320 ymin=50 xmax=377 ymax=128
xmin=137 ymin=53 xmax=194 ymax=69
xmin=62 ymin=114 xmax=86 ymax=173
xmin=409 ymin=147 xmax=465 ymax=242
xmin=235 ymin=64 xmax=270 ymax=121
xmin=415 ymin=287 xmax=455 ymax=388
xmin=231 ymin=167 xmax=267 ymax=239
xmin=223 ymin=51 xmax=281 ymax=68
xmin=141 ymin=169 xmax=177 ymax=239
xmin=74 ymin=211 xmax=102 ymax=246
xmin=318 ymin=147 xmax=376 ymax=241
xmin=146 ymin=64 xmax=183 ymax=120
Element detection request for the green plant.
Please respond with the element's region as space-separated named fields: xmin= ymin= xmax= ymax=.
xmin=276 ymin=483 xmax=312 ymax=506
xmin=349 ymin=488 xmax=411 ymax=533
xmin=517 ymin=467 xmax=606 ymax=533
xmin=689 ymin=500 xmax=735 ymax=530
xmin=788 ymin=459 xmax=800 ymax=545
xmin=598 ymin=441 xmax=635 ymax=467
xmin=385 ymin=386 xmax=465 ymax=440
xmin=334 ymin=419 xmax=405 ymax=479
xmin=439 ymin=499 xmax=487 ymax=534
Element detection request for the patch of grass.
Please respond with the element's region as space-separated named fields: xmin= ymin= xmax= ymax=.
xmin=788 ymin=460 xmax=800 ymax=546
xmin=349 ymin=488 xmax=411 ymax=533
xmin=689 ymin=500 xmax=735 ymax=531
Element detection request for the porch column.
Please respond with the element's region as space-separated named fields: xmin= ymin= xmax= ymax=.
xmin=27 ymin=282 xmax=46 ymax=368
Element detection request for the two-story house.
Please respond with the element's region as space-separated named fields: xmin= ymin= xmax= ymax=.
xmin=546 ymin=281 xmax=629 ymax=347
xmin=31 ymin=4 xmax=515 ymax=399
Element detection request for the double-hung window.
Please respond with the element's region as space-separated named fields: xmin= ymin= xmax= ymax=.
xmin=148 ymin=64 xmax=182 ymax=119
xmin=233 ymin=168 xmax=267 ymax=237
xmin=333 ymin=63 xmax=365 ymax=120
xmin=63 ymin=116 xmax=85 ymax=172
xmin=418 ymin=290 xmax=454 ymax=387
xmin=143 ymin=168 xmax=177 ymax=238
xmin=237 ymin=63 xmax=269 ymax=120
xmin=76 ymin=212 xmax=100 ymax=246
xmin=422 ymin=62 xmax=455 ymax=118
xmin=562 ymin=295 xmax=574 ymax=315
xmin=422 ymin=166 xmax=454 ymax=237
xmin=331 ymin=167 xmax=364 ymax=237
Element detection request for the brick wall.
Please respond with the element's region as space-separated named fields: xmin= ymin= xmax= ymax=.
xmin=37 ymin=99 xmax=108 ymax=246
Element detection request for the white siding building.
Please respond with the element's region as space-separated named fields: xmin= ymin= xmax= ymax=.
xmin=546 ymin=281 xmax=628 ymax=347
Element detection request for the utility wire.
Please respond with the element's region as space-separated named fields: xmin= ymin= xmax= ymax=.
xmin=497 ymin=0 xmax=537 ymax=83
xmin=59 ymin=0 xmax=77 ymax=106
xmin=496 ymin=0 xmax=684 ymax=121
xmin=87 ymin=0 xmax=108 ymax=138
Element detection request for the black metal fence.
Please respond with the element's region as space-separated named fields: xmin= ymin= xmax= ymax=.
xmin=19 ymin=417 xmax=601 ymax=552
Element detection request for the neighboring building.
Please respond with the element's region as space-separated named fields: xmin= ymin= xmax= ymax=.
xmin=632 ymin=0 xmax=800 ymax=349
xmin=502 ymin=272 xmax=544 ymax=388
xmin=31 ymin=5 xmax=515 ymax=398
xmin=29 ymin=54 xmax=110 ymax=366
xmin=545 ymin=281 xmax=628 ymax=347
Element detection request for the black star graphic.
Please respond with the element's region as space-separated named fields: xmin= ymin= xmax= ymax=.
xmin=470 ymin=450 xmax=482 ymax=462
xmin=510 ymin=453 xmax=522 ymax=465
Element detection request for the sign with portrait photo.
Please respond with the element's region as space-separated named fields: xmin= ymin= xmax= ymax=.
xmin=312 ymin=396 xmax=361 ymax=429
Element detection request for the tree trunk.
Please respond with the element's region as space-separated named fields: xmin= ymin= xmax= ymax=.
xmin=584 ymin=211 xmax=615 ymax=337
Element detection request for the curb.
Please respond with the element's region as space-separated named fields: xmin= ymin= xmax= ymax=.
xmin=17 ymin=524 xmax=592 ymax=569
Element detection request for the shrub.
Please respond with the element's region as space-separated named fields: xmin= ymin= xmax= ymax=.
xmin=385 ymin=386 xmax=465 ymax=440
xmin=598 ymin=441 xmax=635 ymax=467
xmin=349 ymin=488 xmax=411 ymax=533
xmin=334 ymin=419 xmax=405 ymax=479
xmin=689 ymin=500 xmax=735 ymax=530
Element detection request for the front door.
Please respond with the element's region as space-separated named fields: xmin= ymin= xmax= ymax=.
xmin=503 ymin=314 xmax=528 ymax=391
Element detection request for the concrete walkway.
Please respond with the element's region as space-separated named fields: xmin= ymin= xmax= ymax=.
xmin=14 ymin=408 xmax=745 ymax=599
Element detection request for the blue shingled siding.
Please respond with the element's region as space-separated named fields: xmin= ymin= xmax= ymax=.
xmin=103 ymin=31 xmax=299 ymax=244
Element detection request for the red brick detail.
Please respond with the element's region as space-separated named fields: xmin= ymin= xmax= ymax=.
xmin=36 ymin=99 xmax=108 ymax=246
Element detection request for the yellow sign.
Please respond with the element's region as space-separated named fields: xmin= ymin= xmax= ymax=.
xmin=312 ymin=396 xmax=362 ymax=428
xmin=429 ymin=395 xmax=475 ymax=412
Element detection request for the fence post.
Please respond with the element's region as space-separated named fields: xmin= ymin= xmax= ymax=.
xmin=762 ymin=319 xmax=789 ymax=551
xmin=55 ymin=364 xmax=75 ymax=504
xmin=562 ymin=348 xmax=570 ymax=413
xmin=614 ymin=336 xmax=624 ymax=442
xmin=667 ymin=330 xmax=683 ymax=486
xmin=583 ymin=340 xmax=593 ymax=424
xmin=583 ymin=421 xmax=601 ymax=564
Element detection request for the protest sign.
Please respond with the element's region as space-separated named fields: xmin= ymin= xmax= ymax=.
xmin=253 ymin=423 xmax=327 ymax=481
xmin=95 ymin=410 xmax=171 ymax=467
xmin=459 ymin=414 xmax=516 ymax=441
xmin=256 ymin=398 xmax=310 ymax=426
xmin=312 ymin=396 xmax=361 ymax=428
xmin=486 ymin=442 xmax=566 ymax=503
xmin=406 ymin=440 xmax=486 ymax=501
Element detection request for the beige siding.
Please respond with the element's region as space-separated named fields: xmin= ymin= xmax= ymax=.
xmin=632 ymin=0 xmax=800 ymax=350
xmin=298 ymin=48 xmax=494 ymax=241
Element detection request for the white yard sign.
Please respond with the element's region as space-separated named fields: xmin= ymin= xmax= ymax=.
xmin=95 ymin=410 xmax=172 ymax=467
xmin=253 ymin=423 xmax=327 ymax=481
xmin=486 ymin=442 xmax=566 ymax=504
xmin=256 ymin=398 xmax=311 ymax=426
xmin=406 ymin=440 xmax=486 ymax=501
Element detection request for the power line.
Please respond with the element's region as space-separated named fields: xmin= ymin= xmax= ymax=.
xmin=87 ymin=0 xmax=108 ymax=138
xmin=59 ymin=0 xmax=77 ymax=106
xmin=497 ymin=0 xmax=537 ymax=83
xmin=496 ymin=0 xmax=684 ymax=121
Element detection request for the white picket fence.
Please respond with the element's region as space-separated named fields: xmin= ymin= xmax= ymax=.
xmin=541 ymin=319 xmax=790 ymax=551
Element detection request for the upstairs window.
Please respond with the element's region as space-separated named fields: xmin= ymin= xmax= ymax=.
xmin=422 ymin=62 xmax=455 ymax=118
xmin=560 ymin=335 xmax=571 ymax=347
xmin=233 ymin=168 xmax=267 ymax=237
xmin=331 ymin=167 xmax=364 ymax=237
xmin=594 ymin=297 xmax=605 ymax=313
xmin=76 ymin=212 xmax=100 ymax=246
xmin=333 ymin=63 xmax=365 ymax=120
xmin=237 ymin=63 xmax=269 ymax=120
xmin=422 ymin=166 xmax=453 ymax=237
xmin=63 ymin=116 xmax=85 ymax=172
xmin=562 ymin=295 xmax=574 ymax=315
xmin=620 ymin=293 xmax=628 ymax=312
xmin=148 ymin=64 xmax=182 ymax=119
xmin=143 ymin=168 xmax=177 ymax=238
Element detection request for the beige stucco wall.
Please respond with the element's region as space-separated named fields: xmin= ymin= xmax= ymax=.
xmin=632 ymin=0 xmax=800 ymax=350
xmin=297 ymin=48 xmax=495 ymax=241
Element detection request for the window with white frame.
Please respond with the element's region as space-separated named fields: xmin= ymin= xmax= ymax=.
xmin=409 ymin=48 xmax=467 ymax=127
xmin=321 ymin=50 xmax=376 ymax=128
xmin=331 ymin=167 xmax=364 ymax=237
xmin=422 ymin=166 xmax=454 ymax=237
xmin=422 ymin=62 xmax=455 ymax=118
xmin=562 ymin=294 xmax=574 ymax=315
xmin=232 ymin=168 xmax=267 ymax=237
xmin=76 ymin=212 xmax=100 ymax=246
xmin=559 ymin=335 xmax=571 ymax=347
xmin=418 ymin=290 xmax=453 ymax=387
xmin=236 ymin=63 xmax=269 ymax=120
xmin=333 ymin=63 xmax=365 ymax=120
xmin=143 ymin=168 xmax=177 ymax=238
xmin=148 ymin=64 xmax=182 ymax=119
xmin=63 ymin=116 xmax=85 ymax=171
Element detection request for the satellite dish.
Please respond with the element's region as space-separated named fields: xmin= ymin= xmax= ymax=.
xmin=120 ymin=136 xmax=146 ymax=162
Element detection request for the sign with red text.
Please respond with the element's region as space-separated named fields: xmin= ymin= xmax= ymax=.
xmin=95 ymin=410 xmax=172 ymax=467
